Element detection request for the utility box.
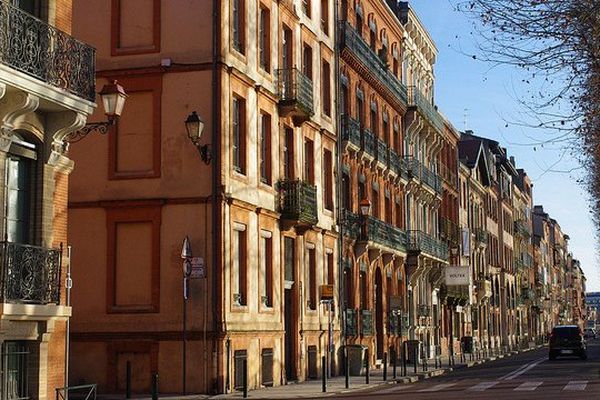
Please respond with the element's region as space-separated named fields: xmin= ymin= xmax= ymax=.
xmin=346 ymin=345 xmax=367 ymax=376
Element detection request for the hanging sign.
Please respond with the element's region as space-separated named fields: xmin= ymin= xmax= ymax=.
xmin=320 ymin=284 xmax=334 ymax=301
xmin=445 ymin=266 xmax=470 ymax=285
xmin=189 ymin=257 xmax=206 ymax=279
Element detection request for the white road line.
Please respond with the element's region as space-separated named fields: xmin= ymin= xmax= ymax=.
xmin=468 ymin=381 xmax=499 ymax=391
xmin=418 ymin=383 xmax=457 ymax=392
xmin=503 ymin=357 xmax=546 ymax=380
xmin=514 ymin=381 xmax=543 ymax=391
xmin=563 ymin=381 xmax=588 ymax=391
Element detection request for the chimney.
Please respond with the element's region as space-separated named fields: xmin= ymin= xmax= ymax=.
xmin=510 ymin=156 xmax=515 ymax=166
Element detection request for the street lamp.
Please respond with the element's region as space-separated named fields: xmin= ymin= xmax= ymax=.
xmin=185 ymin=111 xmax=211 ymax=164
xmin=359 ymin=198 xmax=371 ymax=216
xmin=65 ymin=80 xmax=128 ymax=143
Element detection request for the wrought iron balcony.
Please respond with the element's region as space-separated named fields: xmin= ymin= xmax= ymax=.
xmin=405 ymin=157 xmax=442 ymax=194
xmin=389 ymin=150 xmax=408 ymax=179
xmin=0 ymin=2 xmax=96 ymax=101
xmin=341 ymin=114 xmax=361 ymax=150
xmin=473 ymin=228 xmax=488 ymax=247
xmin=520 ymin=287 xmax=535 ymax=304
xmin=376 ymin=138 xmax=388 ymax=167
xmin=407 ymin=86 xmax=444 ymax=133
xmin=1 ymin=242 xmax=62 ymax=305
xmin=341 ymin=210 xmax=361 ymax=239
xmin=406 ymin=230 xmax=449 ymax=262
xmin=276 ymin=68 xmax=314 ymax=125
xmin=345 ymin=309 xmax=358 ymax=336
xmin=417 ymin=304 xmax=431 ymax=318
xmin=444 ymin=285 xmax=469 ymax=305
xmin=514 ymin=220 xmax=531 ymax=238
xmin=362 ymin=128 xmax=376 ymax=158
xmin=339 ymin=21 xmax=408 ymax=107
xmin=514 ymin=257 xmax=525 ymax=272
xmin=361 ymin=309 xmax=373 ymax=336
xmin=278 ymin=179 xmax=318 ymax=227
xmin=359 ymin=214 xmax=407 ymax=254
xmin=476 ymin=278 xmax=492 ymax=300
xmin=439 ymin=217 xmax=460 ymax=245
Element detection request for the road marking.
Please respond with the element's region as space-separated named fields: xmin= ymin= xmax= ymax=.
xmin=563 ymin=381 xmax=588 ymax=391
xmin=418 ymin=383 xmax=457 ymax=392
xmin=375 ymin=385 xmax=410 ymax=394
xmin=468 ymin=381 xmax=499 ymax=391
xmin=514 ymin=381 xmax=543 ymax=391
xmin=502 ymin=357 xmax=546 ymax=380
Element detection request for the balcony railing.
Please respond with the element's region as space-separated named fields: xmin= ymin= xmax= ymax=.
xmin=278 ymin=179 xmax=318 ymax=226
xmin=0 ymin=1 xmax=96 ymax=101
xmin=1 ymin=242 xmax=62 ymax=305
xmin=417 ymin=304 xmax=431 ymax=317
xmin=339 ymin=21 xmax=408 ymax=106
xmin=439 ymin=217 xmax=460 ymax=245
xmin=406 ymin=230 xmax=449 ymax=262
xmin=514 ymin=257 xmax=525 ymax=271
xmin=405 ymin=157 xmax=442 ymax=194
xmin=445 ymin=285 xmax=469 ymax=305
xmin=407 ymin=86 xmax=444 ymax=133
xmin=376 ymin=138 xmax=388 ymax=166
xmin=389 ymin=150 xmax=408 ymax=179
xmin=345 ymin=309 xmax=358 ymax=336
xmin=361 ymin=309 xmax=373 ymax=336
xmin=476 ymin=278 xmax=492 ymax=300
xmin=362 ymin=128 xmax=376 ymax=158
xmin=361 ymin=215 xmax=407 ymax=253
xmin=341 ymin=114 xmax=361 ymax=149
xmin=276 ymin=68 xmax=314 ymax=124
xmin=474 ymin=228 xmax=488 ymax=246
xmin=514 ymin=220 xmax=531 ymax=237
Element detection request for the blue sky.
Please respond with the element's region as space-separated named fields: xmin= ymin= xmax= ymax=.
xmin=409 ymin=0 xmax=599 ymax=291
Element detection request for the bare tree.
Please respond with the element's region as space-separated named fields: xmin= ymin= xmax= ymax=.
xmin=456 ymin=0 xmax=600 ymax=232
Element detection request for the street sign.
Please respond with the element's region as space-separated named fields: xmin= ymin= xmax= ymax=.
xmin=320 ymin=284 xmax=334 ymax=301
xmin=445 ymin=266 xmax=470 ymax=285
xmin=189 ymin=257 xmax=206 ymax=279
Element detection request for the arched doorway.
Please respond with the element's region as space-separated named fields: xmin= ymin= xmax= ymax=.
xmin=375 ymin=268 xmax=384 ymax=359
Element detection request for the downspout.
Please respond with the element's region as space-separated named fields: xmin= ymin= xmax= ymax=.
xmin=212 ymin=0 xmax=224 ymax=394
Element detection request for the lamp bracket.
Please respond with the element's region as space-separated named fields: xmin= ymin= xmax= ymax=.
xmin=195 ymin=143 xmax=212 ymax=165
xmin=65 ymin=117 xmax=117 ymax=143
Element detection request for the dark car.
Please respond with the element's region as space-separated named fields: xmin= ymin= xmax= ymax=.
xmin=549 ymin=325 xmax=587 ymax=360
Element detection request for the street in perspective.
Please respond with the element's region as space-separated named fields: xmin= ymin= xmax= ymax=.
xmin=1 ymin=0 xmax=600 ymax=400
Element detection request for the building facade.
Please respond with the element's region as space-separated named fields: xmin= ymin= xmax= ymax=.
xmin=0 ymin=0 xmax=96 ymax=399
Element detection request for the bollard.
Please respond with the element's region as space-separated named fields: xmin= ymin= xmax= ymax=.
xmin=151 ymin=373 xmax=159 ymax=400
xmin=402 ymin=343 xmax=407 ymax=377
xmin=413 ymin=347 xmax=417 ymax=374
xmin=383 ymin=352 xmax=387 ymax=381
xmin=392 ymin=348 xmax=397 ymax=379
xmin=125 ymin=361 xmax=131 ymax=399
xmin=322 ymin=356 xmax=327 ymax=393
xmin=242 ymin=359 xmax=248 ymax=399
xmin=365 ymin=348 xmax=370 ymax=384
xmin=345 ymin=346 xmax=349 ymax=389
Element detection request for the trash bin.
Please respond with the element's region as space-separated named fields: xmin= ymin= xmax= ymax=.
xmin=461 ymin=336 xmax=474 ymax=354
xmin=405 ymin=340 xmax=421 ymax=364
xmin=346 ymin=344 xmax=367 ymax=376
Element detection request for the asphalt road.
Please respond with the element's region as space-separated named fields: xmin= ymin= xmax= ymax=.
xmin=328 ymin=339 xmax=600 ymax=399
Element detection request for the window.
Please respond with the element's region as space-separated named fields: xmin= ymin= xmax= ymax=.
xmin=393 ymin=57 xmax=399 ymax=77
xmin=234 ymin=350 xmax=248 ymax=390
xmin=370 ymin=107 xmax=378 ymax=136
xmin=232 ymin=96 xmax=246 ymax=174
xmin=260 ymin=232 xmax=273 ymax=307
xmin=358 ymin=180 xmax=366 ymax=201
xmin=302 ymin=0 xmax=311 ymax=17
xmin=307 ymin=246 xmax=316 ymax=310
xmin=322 ymin=60 xmax=331 ymax=116
xmin=385 ymin=194 xmax=392 ymax=224
xmin=324 ymin=149 xmax=333 ymax=210
xmin=232 ymin=0 xmax=245 ymax=54
xmin=13 ymin=0 xmax=46 ymax=19
xmin=372 ymin=187 xmax=379 ymax=218
xmin=283 ymin=127 xmax=294 ymax=179
xmin=383 ymin=115 xmax=390 ymax=146
xmin=342 ymin=171 xmax=351 ymax=211
xmin=360 ymin=271 xmax=367 ymax=309
xmin=356 ymin=93 xmax=364 ymax=128
xmin=111 ymin=0 xmax=161 ymax=56
xmin=321 ymin=0 xmax=329 ymax=34
xmin=233 ymin=226 xmax=247 ymax=306
xmin=284 ymin=237 xmax=295 ymax=282
xmin=282 ymin=25 xmax=293 ymax=69
xmin=1 ymin=341 xmax=30 ymax=400
xmin=260 ymin=112 xmax=271 ymax=184
xmin=258 ymin=5 xmax=270 ymax=71
xmin=303 ymin=44 xmax=313 ymax=80
xmin=304 ymin=138 xmax=314 ymax=183
xmin=356 ymin=12 xmax=363 ymax=36
xmin=369 ymin=29 xmax=376 ymax=50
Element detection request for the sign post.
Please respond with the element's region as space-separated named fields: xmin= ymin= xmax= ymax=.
xmin=320 ymin=285 xmax=334 ymax=380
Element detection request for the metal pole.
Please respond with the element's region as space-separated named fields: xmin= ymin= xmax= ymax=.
xmin=243 ymin=359 xmax=248 ymax=398
xmin=183 ymin=276 xmax=188 ymax=395
xmin=152 ymin=373 xmax=159 ymax=400
xmin=345 ymin=345 xmax=349 ymax=389
xmin=126 ymin=361 xmax=132 ymax=399
xmin=365 ymin=348 xmax=369 ymax=384
xmin=402 ymin=342 xmax=407 ymax=376
xmin=328 ymin=301 xmax=332 ymax=379
xmin=322 ymin=356 xmax=327 ymax=392
xmin=413 ymin=346 xmax=417 ymax=374
xmin=383 ymin=352 xmax=387 ymax=381
xmin=64 ymin=244 xmax=72 ymax=400
xmin=392 ymin=347 xmax=397 ymax=379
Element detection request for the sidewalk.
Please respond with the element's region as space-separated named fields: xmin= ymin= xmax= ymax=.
xmin=97 ymin=346 xmax=545 ymax=400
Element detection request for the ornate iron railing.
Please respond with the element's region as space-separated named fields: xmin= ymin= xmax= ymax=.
xmin=361 ymin=309 xmax=373 ymax=336
xmin=514 ymin=220 xmax=531 ymax=237
xmin=339 ymin=21 xmax=408 ymax=105
xmin=1 ymin=242 xmax=62 ymax=304
xmin=406 ymin=230 xmax=449 ymax=261
xmin=362 ymin=128 xmax=376 ymax=157
xmin=376 ymin=138 xmax=388 ymax=165
xmin=56 ymin=384 xmax=97 ymax=400
xmin=276 ymin=68 xmax=314 ymax=116
xmin=417 ymin=304 xmax=431 ymax=317
xmin=0 ymin=1 xmax=96 ymax=101
xmin=407 ymin=86 xmax=444 ymax=133
xmin=514 ymin=257 xmax=525 ymax=271
xmin=444 ymin=285 xmax=469 ymax=304
xmin=341 ymin=114 xmax=361 ymax=148
xmin=278 ymin=179 xmax=318 ymax=226
xmin=405 ymin=156 xmax=442 ymax=194
xmin=474 ymin=228 xmax=488 ymax=245
xmin=439 ymin=217 xmax=460 ymax=245
xmin=389 ymin=150 xmax=408 ymax=178
xmin=345 ymin=309 xmax=358 ymax=336
xmin=342 ymin=210 xmax=361 ymax=239
xmin=362 ymin=215 xmax=406 ymax=252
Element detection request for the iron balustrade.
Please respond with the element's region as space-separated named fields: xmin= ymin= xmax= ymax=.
xmin=405 ymin=156 xmax=442 ymax=194
xmin=389 ymin=150 xmax=408 ymax=179
xmin=474 ymin=228 xmax=489 ymax=245
xmin=445 ymin=285 xmax=469 ymax=304
xmin=361 ymin=215 xmax=407 ymax=252
xmin=278 ymin=179 xmax=318 ymax=226
xmin=514 ymin=220 xmax=531 ymax=237
xmin=514 ymin=257 xmax=525 ymax=271
xmin=361 ymin=310 xmax=373 ymax=336
xmin=339 ymin=21 xmax=408 ymax=106
xmin=341 ymin=114 xmax=361 ymax=148
xmin=417 ymin=304 xmax=431 ymax=318
xmin=1 ymin=242 xmax=61 ymax=305
xmin=341 ymin=210 xmax=361 ymax=239
xmin=406 ymin=230 xmax=449 ymax=262
xmin=0 ymin=1 xmax=96 ymax=101
xmin=362 ymin=128 xmax=376 ymax=157
xmin=276 ymin=68 xmax=314 ymax=116
xmin=345 ymin=309 xmax=358 ymax=336
xmin=439 ymin=217 xmax=460 ymax=245
xmin=376 ymin=138 xmax=388 ymax=165
xmin=407 ymin=86 xmax=444 ymax=133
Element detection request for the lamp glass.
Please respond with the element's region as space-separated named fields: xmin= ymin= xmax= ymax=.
xmin=99 ymin=81 xmax=128 ymax=117
xmin=185 ymin=111 xmax=205 ymax=141
xmin=359 ymin=200 xmax=371 ymax=216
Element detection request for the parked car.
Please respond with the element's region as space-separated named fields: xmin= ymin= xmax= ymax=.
xmin=584 ymin=327 xmax=597 ymax=339
xmin=549 ymin=325 xmax=587 ymax=360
